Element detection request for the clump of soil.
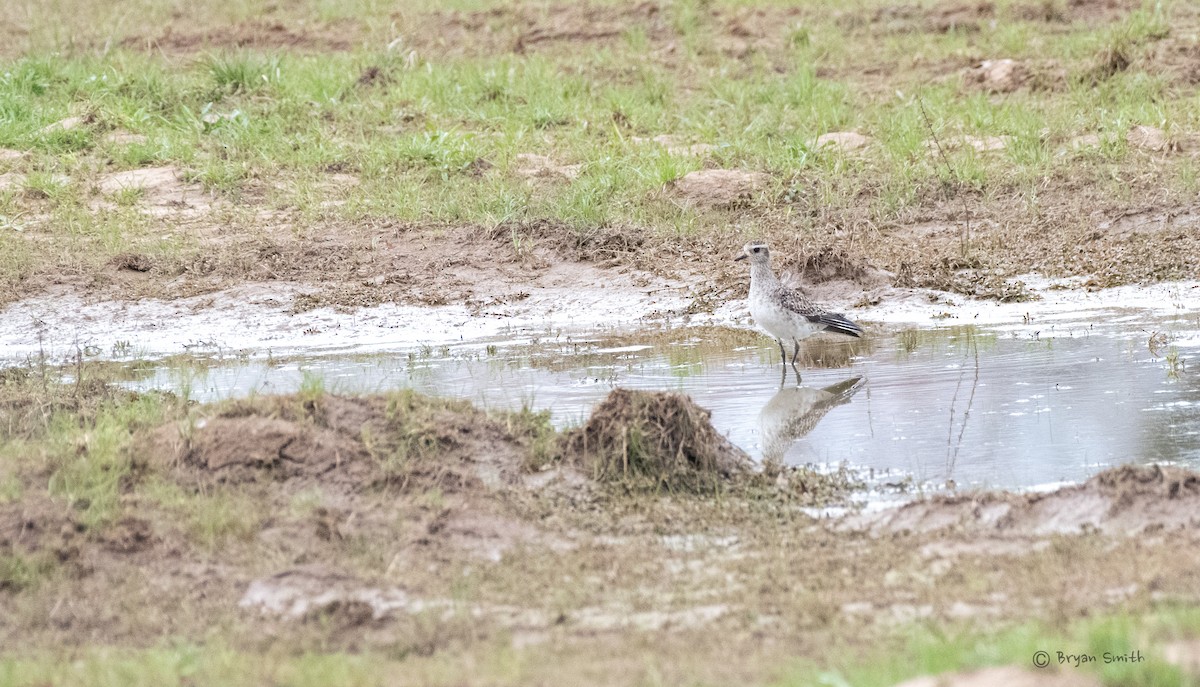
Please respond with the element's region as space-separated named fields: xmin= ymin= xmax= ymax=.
xmin=109 ymin=253 xmax=154 ymax=273
xmin=1126 ymin=124 xmax=1176 ymax=152
xmin=140 ymin=392 xmax=528 ymax=495
xmin=562 ymin=388 xmax=752 ymax=492
xmin=846 ymin=464 xmax=1200 ymax=537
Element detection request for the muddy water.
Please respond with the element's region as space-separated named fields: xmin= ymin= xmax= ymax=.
xmin=121 ymin=314 xmax=1200 ymax=493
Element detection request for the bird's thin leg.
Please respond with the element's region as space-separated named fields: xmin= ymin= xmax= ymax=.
xmin=791 ymin=341 xmax=802 ymax=384
xmin=778 ymin=339 xmax=787 ymax=370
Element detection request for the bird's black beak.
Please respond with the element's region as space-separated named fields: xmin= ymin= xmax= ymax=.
xmin=734 ymin=254 xmax=747 ymax=261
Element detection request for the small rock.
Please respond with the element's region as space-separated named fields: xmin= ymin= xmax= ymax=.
xmin=0 ymin=149 xmax=25 ymax=161
xmin=38 ymin=116 xmax=85 ymax=135
xmin=965 ymin=59 xmax=1026 ymax=92
xmin=669 ymin=169 xmax=769 ymax=209
xmin=1127 ymin=125 xmax=1174 ymax=152
xmin=815 ymin=131 xmax=872 ymax=151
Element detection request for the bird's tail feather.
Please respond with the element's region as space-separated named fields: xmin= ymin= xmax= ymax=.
xmin=819 ymin=313 xmax=864 ymax=338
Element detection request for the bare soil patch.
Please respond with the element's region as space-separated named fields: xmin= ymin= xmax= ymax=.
xmin=95 ymin=165 xmax=212 ymax=216
xmin=122 ymin=20 xmax=358 ymax=54
xmin=669 ymin=169 xmax=769 ymax=209
xmin=404 ymin=2 xmax=669 ymax=57
xmin=844 ymin=465 xmax=1200 ymax=537
xmin=815 ymin=131 xmax=873 ymax=152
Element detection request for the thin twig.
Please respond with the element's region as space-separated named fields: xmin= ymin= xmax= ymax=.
xmin=918 ymin=97 xmax=972 ymax=256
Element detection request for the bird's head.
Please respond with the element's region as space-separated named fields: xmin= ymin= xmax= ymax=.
xmin=735 ymin=241 xmax=770 ymax=265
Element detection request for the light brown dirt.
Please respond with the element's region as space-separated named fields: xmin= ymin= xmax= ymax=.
xmin=669 ymin=169 xmax=769 ymax=209
xmin=842 ymin=465 xmax=1200 ymax=537
xmin=121 ymin=20 xmax=358 ymax=54
xmin=1126 ymin=125 xmax=1175 ymax=152
xmin=95 ymin=166 xmax=213 ymax=216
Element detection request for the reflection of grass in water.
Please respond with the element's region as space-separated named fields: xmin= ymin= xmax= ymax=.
xmin=792 ymin=336 xmax=874 ymax=369
xmin=894 ymin=326 xmax=998 ymax=358
xmin=1165 ymin=346 xmax=1183 ymax=379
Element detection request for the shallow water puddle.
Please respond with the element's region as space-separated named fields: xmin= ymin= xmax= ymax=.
xmin=112 ymin=309 xmax=1200 ymax=492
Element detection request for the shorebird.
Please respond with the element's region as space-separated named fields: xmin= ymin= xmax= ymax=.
xmin=736 ymin=242 xmax=864 ymax=379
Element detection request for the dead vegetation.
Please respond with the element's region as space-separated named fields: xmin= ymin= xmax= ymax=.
xmin=562 ymin=388 xmax=752 ymax=491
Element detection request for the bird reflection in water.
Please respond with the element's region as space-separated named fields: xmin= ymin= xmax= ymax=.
xmin=759 ymin=376 xmax=865 ymax=464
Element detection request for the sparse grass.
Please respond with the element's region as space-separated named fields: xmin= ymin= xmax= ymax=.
xmin=144 ymin=481 xmax=264 ymax=551
xmin=1 ymin=609 xmax=1199 ymax=686
xmin=0 ymin=0 xmax=1198 ymax=303
xmin=0 ymin=551 xmax=57 ymax=593
xmin=800 ymin=609 xmax=1194 ymax=687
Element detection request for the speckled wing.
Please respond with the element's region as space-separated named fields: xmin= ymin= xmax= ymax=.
xmin=775 ymin=285 xmax=864 ymax=338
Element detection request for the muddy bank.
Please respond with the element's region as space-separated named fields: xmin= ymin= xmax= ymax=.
xmin=842 ymin=464 xmax=1200 ymax=537
xmin=4 ymin=378 xmax=1200 ymax=657
xmin=5 ymin=266 xmax=1200 ymax=364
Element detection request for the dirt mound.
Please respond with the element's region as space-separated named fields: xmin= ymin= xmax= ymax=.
xmin=563 ymin=388 xmax=752 ymax=491
xmin=668 ymin=169 xmax=769 ymax=209
xmin=139 ymin=393 xmax=528 ymax=494
xmin=844 ymin=465 xmax=1200 ymax=537
xmin=175 ymin=415 xmax=372 ymax=486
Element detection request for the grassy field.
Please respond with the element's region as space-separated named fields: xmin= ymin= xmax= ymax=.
xmin=2 ymin=0 xmax=1200 ymax=310
xmin=7 ymin=0 xmax=1200 ymax=685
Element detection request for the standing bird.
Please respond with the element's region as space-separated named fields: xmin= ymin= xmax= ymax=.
xmin=736 ymin=242 xmax=864 ymax=380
